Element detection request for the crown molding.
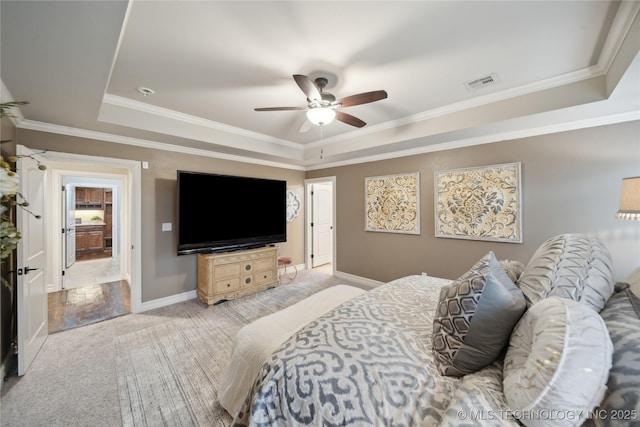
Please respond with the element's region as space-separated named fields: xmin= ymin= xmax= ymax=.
xmin=18 ymin=105 xmax=640 ymax=172
xmin=597 ymin=1 xmax=640 ymax=73
xmin=304 ymin=110 xmax=640 ymax=170
xmin=102 ymin=94 xmax=302 ymax=150
xmin=17 ymin=120 xmax=306 ymax=171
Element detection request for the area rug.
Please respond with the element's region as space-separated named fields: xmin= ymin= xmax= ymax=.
xmin=114 ymin=277 xmax=340 ymax=426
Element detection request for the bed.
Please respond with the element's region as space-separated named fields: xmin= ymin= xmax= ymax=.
xmin=228 ymin=234 xmax=640 ymax=427
xmin=218 ymin=284 xmax=367 ymax=416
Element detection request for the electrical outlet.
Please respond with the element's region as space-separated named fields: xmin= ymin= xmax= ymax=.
xmin=162 ymin=222 xmax=172 ymax=232
xmin=421 ymin=272 xmax=428 ymax=276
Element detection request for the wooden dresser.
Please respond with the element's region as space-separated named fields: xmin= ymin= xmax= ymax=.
xmin=197 ymin=246 xmax=279 ymax=305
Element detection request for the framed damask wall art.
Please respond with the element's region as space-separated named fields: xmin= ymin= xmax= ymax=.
xmin=365 ymin=172 xmax=420 ymax=234
xmin=434 ymin=162 xmax=522 ymax=243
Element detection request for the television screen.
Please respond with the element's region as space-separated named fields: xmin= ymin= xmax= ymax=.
xmin=177 ymin=171 xmax=286 ymax=255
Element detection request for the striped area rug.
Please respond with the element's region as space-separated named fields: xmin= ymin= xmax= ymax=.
xmin=114 ymin=276 xmax=342 ymax=426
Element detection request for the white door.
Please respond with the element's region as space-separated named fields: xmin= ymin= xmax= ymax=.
xmin=312 ymin=183 xmax=333 ymax=267
xmin=16 ymin=145 xmax=48 ymax=376
xmin=64 ymin=184 xmax=76 ymax=268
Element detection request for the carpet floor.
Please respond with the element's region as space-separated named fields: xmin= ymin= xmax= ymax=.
xmin=1 ymin=268 xmax=362 ymax=427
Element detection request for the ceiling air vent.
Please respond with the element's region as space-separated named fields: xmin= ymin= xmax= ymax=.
xmin=464 ymin=73 xmax=499 ymax=91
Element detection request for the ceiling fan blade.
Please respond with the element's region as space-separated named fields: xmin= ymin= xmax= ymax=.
xmin=298 ymin=119 xmax=312 ymax=133
xmin=336 ymin=90 xmax=388 ymax=108
xmin=293 ymin=74 xmax=322 ymax=102
xmin=254 ymin=106 xmax=307 ymax=111
xmin=335 ymin=111 xmax=366 ymax=128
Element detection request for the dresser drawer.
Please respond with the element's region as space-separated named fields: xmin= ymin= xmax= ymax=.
xmin=254 ymin=270 xmax=276 ymax=285
xmin=197 ymin=246 xmax=279 ymax=305
xmin=214 ymin=263 xmax=241 ymax=278
xmin=214 ymin=277 xmax=240 ymax=293
xmin=254 ymin=257 xmax=275 ymax=271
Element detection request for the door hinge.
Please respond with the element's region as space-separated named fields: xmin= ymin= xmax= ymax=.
xmin=311 ymin=254 xmax=314 ymax=259
xmin=62 ymin=227 xmax=65 ymax=234
xmin=310 ymin=222 xmax=314 ymax=227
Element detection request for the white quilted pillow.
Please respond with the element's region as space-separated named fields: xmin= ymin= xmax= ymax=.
xmin=503 ymin=296 xmax=613 ymax=427
xmin=517 ymin=233 xmax=614 ymax=312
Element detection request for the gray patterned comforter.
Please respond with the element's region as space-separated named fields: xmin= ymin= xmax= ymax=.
xmin=233 ymin=275 xmax=519 ymax=426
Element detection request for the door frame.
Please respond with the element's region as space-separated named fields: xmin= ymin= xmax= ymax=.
xmin=304 ymin=177 xmax=336 ymax=273
xmin=41 ymin=150 xmax=142 ymax=313
xmin=58 ymin=178 xmax=121 ymax=289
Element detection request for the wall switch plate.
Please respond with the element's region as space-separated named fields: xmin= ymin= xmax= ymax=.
xmin=142 ymin=161 xmax=149 ymax=169
xmin=162 ymin=223 xmax=172 ymax=232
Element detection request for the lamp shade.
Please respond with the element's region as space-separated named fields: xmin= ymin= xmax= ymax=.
xmin=616 ymin=176 xmax=640 ymax=220
xmin=306 ymin=107 xmax=336 ymax=126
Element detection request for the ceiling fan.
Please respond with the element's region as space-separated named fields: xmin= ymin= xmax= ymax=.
xmin=254 ymin=74 xmax=388 ymax=130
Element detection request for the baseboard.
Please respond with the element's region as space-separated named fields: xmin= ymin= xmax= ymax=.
xmin=334 ymin=271 xmax=384 ymax=289
xmin=136 ymin=268 xmax=381 ymax=313
xmin=138 ymin=289 xmax=197 ymax=313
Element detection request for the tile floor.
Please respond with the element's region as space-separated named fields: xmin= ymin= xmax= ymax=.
xmin=48 ymin=257 xmax=129 ymax=333
xmin=63 ymin=257 xmax=121 ymax=289
xmin=48 ymin=280 xmax=131 ymax=334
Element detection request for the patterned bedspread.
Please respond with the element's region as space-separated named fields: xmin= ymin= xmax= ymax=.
xmin=233 ymin=275 xmax=519 ymax=426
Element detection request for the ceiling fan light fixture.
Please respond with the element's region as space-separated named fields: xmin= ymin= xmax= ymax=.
xmin=307 ymin=107 xmax=336 ymax=125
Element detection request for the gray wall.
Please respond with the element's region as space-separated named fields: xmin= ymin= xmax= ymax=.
xmin=15 ymin=120 xmax=640 ymax=303
xmin=307 ymin=120 xmax=640 ymax=282
xmin=18 ymin=129 xmax=306 ymax=302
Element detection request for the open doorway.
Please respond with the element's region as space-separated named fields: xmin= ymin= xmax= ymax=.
xmin=50 ymin=176 xmax=127 ymax=333
xmin=41 ymin=152 xmax=141 ymax=333
xmin=305 ymin=177 xmax=336 ymax=274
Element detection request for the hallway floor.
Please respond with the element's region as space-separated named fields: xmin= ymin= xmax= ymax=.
xmin=48 ymin=280 xmax=131 ymax=334
xmin=63 ymin=257 xmax=120 ymax=289
xmin=49 ymin=257 xmax=129 ymax=334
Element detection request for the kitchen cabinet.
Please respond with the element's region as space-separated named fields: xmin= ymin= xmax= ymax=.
xmin=104 ymin=189 xmax=113 ymax=251
xmin=76 ymin=224 xmax=105 ymax=254
xmin=75 ymin=187 xmax=104 ymax=209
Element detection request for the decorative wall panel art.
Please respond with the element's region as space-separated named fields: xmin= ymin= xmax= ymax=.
xmin=365 ymin=172 xmax=420 ymax=234
xmin=286 ymin=189 xmax=301 ymax=222
xmin=434 ymin=162 xmax=522 ymax=243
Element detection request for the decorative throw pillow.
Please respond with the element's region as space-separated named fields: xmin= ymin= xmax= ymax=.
xmin=432 ymin=251 xmax=527 ymax=377
xmin=584 ymin=282 xmax=640 ymax=427
xmin=504 ymin=296 xmax=613 ymax=427
xmin=517 ymin=233 xmax=614 ymax=312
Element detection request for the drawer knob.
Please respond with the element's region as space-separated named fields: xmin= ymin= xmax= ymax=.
xmin=245 ymin=264 xmax=251 ymax=271
xmin=226 ymin=283 xmax=231 ymax=288
xmin=245 ymin=277 xmax=251 ymax=284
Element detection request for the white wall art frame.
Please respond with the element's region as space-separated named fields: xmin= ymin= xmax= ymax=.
xmin=286 ymin=189 xmax=301 ymax=222
xmin=365 ymin=172 xmax=420 ymax=234
xmin=434 ymin=162 xmax=522 ymax=243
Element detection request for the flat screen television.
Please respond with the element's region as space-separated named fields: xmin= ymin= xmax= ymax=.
xmin=177 ymin=170 xmax=287 ymax=255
